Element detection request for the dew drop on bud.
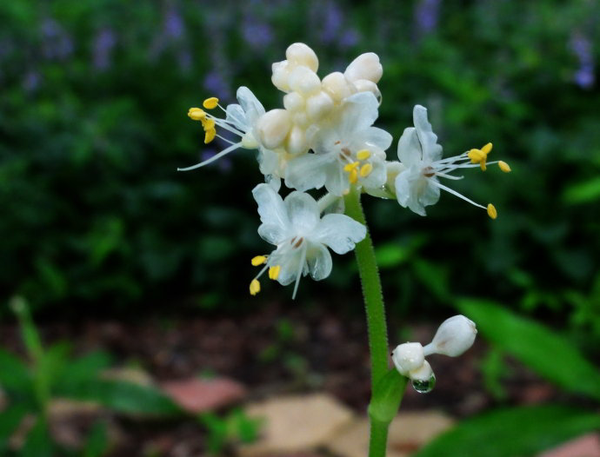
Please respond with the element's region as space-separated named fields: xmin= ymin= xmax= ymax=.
xmin=411 ymin=374 xmax=436 ymax=394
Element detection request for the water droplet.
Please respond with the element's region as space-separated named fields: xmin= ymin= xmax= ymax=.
xmin=411 ymin=374 xmax=436 ymax=394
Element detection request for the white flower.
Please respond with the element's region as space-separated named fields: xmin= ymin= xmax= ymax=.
xmin=392 ymin=315 xmax=477 ymax=384
xmin=284 ymin=92 xmax=392 ymax=196
xmin=178 ymin=87 xmax=270 ymax=172
xmin=394 ymin=105 xmax=507 ymax=218
xmin=249 ymin=184 xmax=366 ymax=298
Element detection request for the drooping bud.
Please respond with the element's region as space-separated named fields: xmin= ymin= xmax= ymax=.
xmin=423 ymin=315 xmax=477 ymax=357
xmin=256 ymin=109 xmax=292 ymax=150
xmin=344 ymin=52 xmax=383 ymax=84
xmin=408 ymin=359 xmax=433 ymax=381
xmin=391 ymin=342 xmax=424 ymax=376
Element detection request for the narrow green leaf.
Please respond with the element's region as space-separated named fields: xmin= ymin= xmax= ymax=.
xmin=58 ymin=379 xmax=181 ymax=416
xmin=563 ymin=176 xmax=600 ymax=203
xmin=83 ymin=421 xmax=109 ymax=457
xmin=368 ymin=369 xmax=408 ymax=424
xmin=415 ymin=405 xmax=600 ymax=457
xmin=458 ymin=298 xmax=600 ymax=400
xmin=21 ymin=416 xmax=54 ymax=457
xmin=59 ymin=351 xmax=113 ymax=384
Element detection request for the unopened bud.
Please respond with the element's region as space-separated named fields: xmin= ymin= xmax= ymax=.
xmin=352 ymin=79 xmax=382 ymax=105
xmin=272 ymin=61 xmax=291 ymax=92
xmin=408 ymin=360 xmax=433 ymax=382
xmin=391 ymin=342 xmax=424 ymax=376
xmin=257 ymin=109 xmax=292 ymax=150
xmin=289 ymin=66 xmax=321 ymax=96
xmin=306 ymin=91 xmax=334 ymax=121
xmin=286 ymin=43 xmax=319 ymax=72
xmin=344 ymin=52 xmax=383 ymax=84
xmin=322 ymin=72 xmax=356 ymax=102
xmin=423 ymin=315 xmax=477 ymax=357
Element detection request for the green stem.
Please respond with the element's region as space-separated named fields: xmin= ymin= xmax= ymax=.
xmin=344 ymin=187 xmax=394 ymax=457
xmin=344 ymin=187 xmax=389 ymax=387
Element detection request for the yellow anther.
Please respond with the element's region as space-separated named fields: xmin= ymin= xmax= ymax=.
xmin=202 ymin=118 xmax=215 ymax=131
xmin=251 ymin=256 xmax=267 ymax=266
xmin=360 ymin=163 xmax=373 ymax=178
xmin=188 ymin=107 xmax=206 ymax=121
xmin=498 ymin=161 xmax=511 ymax=173
xmin=481 ymin=142 xmax=493 ymax=155
xmin=203 ymin=97 xmax=219 ymax=109
xmin=343 ymin=161 xmax=360 ymax=172
xmin=268 ymin=265 xmax=281 ymax=280
xmin=204 ymin=128 xmax=216 ymax=144
xmin=357 ymin=149 xmax=371 ymax=161
xmin=249 ymin=279 xmax=261 ymax=296
xmin=487 ymin=203 xmax=498 ymax=220
xmin=349 ymin=168 xmax=358 ymax=184
xmin=468 ymin=149 xmax=486 ymax=163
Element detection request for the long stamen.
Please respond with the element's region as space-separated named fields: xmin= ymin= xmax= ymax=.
xmin=177 ymin=142 xmax=241 ymax=171
xmin=291 ymin=244 xmax=307 ymax=300
xmin=430 ymin=180 xmax=486 ymax=210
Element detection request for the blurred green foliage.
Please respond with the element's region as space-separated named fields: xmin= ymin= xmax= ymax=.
xmin=0 ymin=1 xmax=598 ymax=337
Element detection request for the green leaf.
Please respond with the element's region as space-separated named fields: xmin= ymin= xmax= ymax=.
xmin=21 ymin=416 xmax=54 ymax=457
xmin=563 ymin=176 xmax=600 ymax=204
xmin=0 ymin=349 xmax=32 ymax=393
xmin=0 ymin=404 xmax=29 ymax=452
xmin=58 ymin=379 xmax=181 ymax=416
xmin=458 ymin=298 xmax=600 ymax=400
xmin=414 ymin=405 xmax=600 ymax=457
xmin=83 ymin=421 xmax=109 ymax=457
xmin=368 ymin=369 xmax=408 ymax=424
xmin=59 ymin=351 xmax=113 ymax=385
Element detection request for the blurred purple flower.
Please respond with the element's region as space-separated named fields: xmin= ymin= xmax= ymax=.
xmin=93 ymin=28 xmax=117 ymax=71
xmin=242 ymin=17 xmax=274 ymax=50
xmin=203 ymin=70 xmax=233 ymax=101
xmin=320 ymin=1 xmax=343 ymax=44
xmin=415 ymin=0 xmax=441 ymax=36
xmin=23 ymin=71 xmax=41 ymax=92
xmin=41 ymin=18 xmax=73 ymax=60
xmin=570 ymin=33 xmax=595 ymax=89
xmin=339 ymin=29 xmax=359 ymax=49
xmin=178 ymin=49 xmax=193 ymax=72
xmin=165 ymin=7 xmax=185 ymax=40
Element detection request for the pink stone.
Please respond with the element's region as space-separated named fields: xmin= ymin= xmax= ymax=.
xmin=539 ymin=433 xmax=600 ymax=457
xmin=161 ymin=377 xmax=246 ymax=413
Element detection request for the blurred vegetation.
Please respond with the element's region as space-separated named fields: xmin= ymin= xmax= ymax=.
xmin=0 ymin=0 xmax=598 ymax=346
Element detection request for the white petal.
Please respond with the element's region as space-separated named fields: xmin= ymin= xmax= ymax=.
xmin=313 ymin=213 xmax=366 ymax=254
xmin=306 ymin=243 xmax=333 ymax=281
xmin=252 ymin=184 xmax=290 ymax=234
xmin=225 ymin=104 xmax=248 ymax=132
xmin=236 ymin=86 xmax=265 ymax=122
xmin=273 ymin=248 xmax=305 ymax=286
xmin=339 ymin=92 xmax=379 ymax=133
xmin=362 ymin=127 xmax=393 ymax=152
xmin=397 ymin=127 xmax=423 ymax=167
xmin=394 ymin=169 xmax=440 ymax=216
xmin=258 ymin=224 xmax=288 ymax=245
xmin=360 ymin=158 xmax=387 ymax=190
xmin=413 ymin=105 xmax=443 ymax=162
xmin=284 ymin=191 xmax=320 ymax=233
xmin=323 ymin=163 xmax=349 ymax=197
xmin=284 ymin=153 xmax=330 ymax=192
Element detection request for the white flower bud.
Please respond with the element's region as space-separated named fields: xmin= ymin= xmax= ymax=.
xmin=289 ymin=66 xmax=321 ymax=96
xmin=256 ymin=109 xmax=292 ymax=150
xmin=344 ymin=52 xmax=383 ymax=84
xmin=423 ymin=315 xmax=477 ymax=357
xmin=321 ymin=72 xmax=356 ymax=103
xmin=283 ymin=92 xmax=305 ymax=112
xmin=306 ymin=91 xmax=334 ymax=121
xmin=286 ymin=43 xmax=319 ymax=72
xmin=352 ymin=79 xmax=382 ymax=105
xmin=391 ymin=342 xmax=424 ymax=376
xmin=408 ymin=360 xmax=433 ymax=382
xmin=286 ymin=125 xmax=308 ymax=155
xmin=292 ymin=111 xmax=310 ymax=128
xmin=272 ymin=61 xmax=291 ymax=92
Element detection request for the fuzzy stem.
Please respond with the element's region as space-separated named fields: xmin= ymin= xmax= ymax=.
xmin=344 ymin=186 xmax=392 ymax=457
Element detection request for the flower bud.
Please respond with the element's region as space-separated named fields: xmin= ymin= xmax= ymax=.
xmin=344 ymin=52 xmax=383 ymax=84
xmin=391 ymin=342 xmax=424 ymax=376
xmin=286 ymin=125 xmax=308 ymax=155
xmin=423 ymin=315 xmax=477 ymax=357
xmin=283 ymin=92 xmax=305 ymax=112
xmin=289 ymin=66 xmax=321 ymax=96
xmin=321 ymin=72 xmax=356 ymax=103
xmin=256 ymin=109 xmax=292 ymax=150
xmin=352 ymin=79 xmax=382 ymax=105
xmin=306 ymin=91 xmax=334 ymax=121
xmin=285 ymin=43 xmax=319 ymax=72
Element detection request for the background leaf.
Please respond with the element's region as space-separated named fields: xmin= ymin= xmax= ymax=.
xmin=457 ymin=298 xmax=600 ymax=400
xmin=415 ymin=405 xmax=600 ymax=457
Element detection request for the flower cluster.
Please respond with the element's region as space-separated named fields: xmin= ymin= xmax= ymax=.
xmin=181 ymin=43 xmax=510 ymax=297
xmin=392 ymin=315 xmax=477 ymax=389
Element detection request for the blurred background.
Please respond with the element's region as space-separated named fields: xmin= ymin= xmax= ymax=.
xmin=0 ymin=0 xmax=599 ymax=456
